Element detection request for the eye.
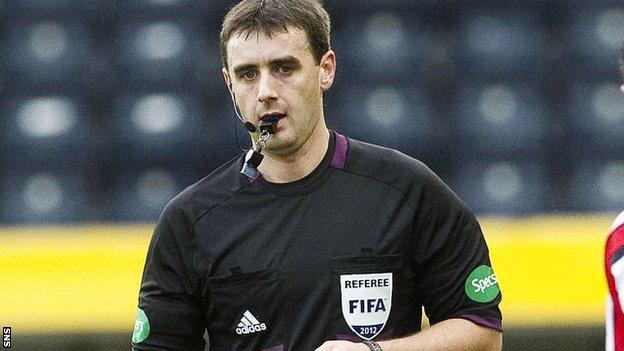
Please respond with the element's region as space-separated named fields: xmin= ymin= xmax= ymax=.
xmin=241 ymin=70 xmax=257 ymax=81
xmin=278 ymin=65 xmax=293 ymax=75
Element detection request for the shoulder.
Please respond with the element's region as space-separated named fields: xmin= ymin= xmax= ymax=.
xmin=611 ymin=210 xmax=624 ymax=233
xmin=342 ymin=136 xmax=475 ymax=223
xmin=607 ymin=210 xmax=624 ymax=248
xmin=606 ymin=210 xmax=624 ymax=267
xmin=607 ymin=212 xmax=624 ymax=293
xmin=344 ymin=136 xmax=447 ymax=196
xmin=161 ymin=154 xmax=246 ymax=224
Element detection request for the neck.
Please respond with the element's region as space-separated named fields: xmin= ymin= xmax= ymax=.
xmin=257 ymin=125 xmax=330 ymax=184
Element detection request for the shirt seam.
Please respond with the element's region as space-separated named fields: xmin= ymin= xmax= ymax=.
xmin=333 ymin=167 xmax=418 ymax=211
xmin=187 ymin=183 xmax=253 ymax=293
xmin=191 ymin=185 xmax=251 ymax=230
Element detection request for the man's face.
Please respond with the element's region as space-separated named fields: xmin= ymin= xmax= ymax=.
xmin=223 ymin=27 xmax=335 ymax=155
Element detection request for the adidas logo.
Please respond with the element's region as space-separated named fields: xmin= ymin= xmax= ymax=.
xmin=235 ymin=310 xmax=267 ymax=335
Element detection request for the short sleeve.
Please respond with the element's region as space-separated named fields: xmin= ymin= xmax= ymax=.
xmin=411 ymin=167 xmax=502 ymax=331
xmin=132 ymin=200 xmax=207 ymax=350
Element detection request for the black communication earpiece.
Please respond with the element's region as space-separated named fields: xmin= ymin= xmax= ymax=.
xmin=226 ymin=81 xmax=279 ymax=179
xmin=229 ymin=83 xmax=257 ymax=133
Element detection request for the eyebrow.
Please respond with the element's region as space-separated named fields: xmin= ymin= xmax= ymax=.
xmin=232 ymin=55 xmax=302 ymax=76
xmin=269 ymin=56 xmax=302 ymax=69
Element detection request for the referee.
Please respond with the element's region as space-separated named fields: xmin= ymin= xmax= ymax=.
xmin=132 ymin=0 xmax=503 ymax=350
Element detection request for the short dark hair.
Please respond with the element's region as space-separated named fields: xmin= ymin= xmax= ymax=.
xmin=220 ymin=0 xmax=331 ymax=69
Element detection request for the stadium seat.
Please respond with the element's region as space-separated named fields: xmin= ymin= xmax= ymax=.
xmin=567 ymin=158 xmax=624 ymax=212
xmin=0 ymin=168 xmax=93 ymax=224
xmin=109 ymin=91 xmax=235 ymax=168
xmin=450 ymin=160 xmax=551 ymax=215
xmin=115 ymin=21 xmax=208 ymax=89
xmin=456 ymin=8 xmax=546 ymax=78
xmin=117 ymin=0 xmax=212 ymax=18
xmin=329 ymin=82 xmax=438 ymax=159
xmin=0 ymin=95 xmax=94 ymax=169
xmin=450 ymin=82 xmax=550 ymax=160
xmin=3 ymin=0 xmax=621 ymax=223
xmin=333 ymin=11 xmax=428 ymax=80
xmin=3 ymin=21 xmax=94 ymax=90
xmin=565 ymin=0 xmax=624 ymax=5
xmin=107 ymin=166 xmax=201 ymax=221
xmin=3 ymin=0 xmax=101 ymax=19
xmin=325 ymin=0 xmax=432 ymax=15
xmin=565 ymin=81 xmax=624 ymax=155
xmin=566 ymin=5 xmax=624 ymax=76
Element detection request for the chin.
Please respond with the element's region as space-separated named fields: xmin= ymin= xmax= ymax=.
xmin=266 ymin=132 xmax=301 ymax=155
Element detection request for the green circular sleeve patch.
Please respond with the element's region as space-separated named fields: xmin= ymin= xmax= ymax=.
xmin=132 ymin=308 xmax=150 ymax=344
xmin=465 ymin=265 xmax=500 ymax=303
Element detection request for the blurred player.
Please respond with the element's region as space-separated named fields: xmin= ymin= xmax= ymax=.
xmin=131 ymin=1 xmax=502 ymax=350
xmin=606 ymin=211 xmax=624 ymax=350
xmin=605 ymin=45 xmax=624 ymax=351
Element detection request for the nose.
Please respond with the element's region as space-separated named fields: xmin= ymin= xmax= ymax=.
xmin=257 ymin=73 xmax=278 ymax=104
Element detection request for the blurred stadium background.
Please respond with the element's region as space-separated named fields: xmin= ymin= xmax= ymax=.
xmin=0 ymin=0 xmax=622 ymax=349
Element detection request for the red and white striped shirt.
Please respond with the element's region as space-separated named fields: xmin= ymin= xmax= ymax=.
xmin=606 ymin=210 xmax=624 ymax=351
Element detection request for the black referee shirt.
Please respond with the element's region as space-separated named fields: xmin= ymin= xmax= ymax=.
xmin=132 ymin=131 xmax=502 ymax=351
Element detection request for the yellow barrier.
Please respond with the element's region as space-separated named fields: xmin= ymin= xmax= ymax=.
xmin=0 ymin=215 xmax=612 ymax=334
xmin=0 ymin=224 xmax=152 ymax=334
xmin=483 ymin=215 xmax=610 ymax=327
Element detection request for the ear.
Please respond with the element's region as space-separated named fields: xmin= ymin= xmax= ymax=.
xmin=621 ymin=84 xmax=624 ymax=94
xmin=222 ymin=67 xmax=233 ymax=93
xmin=319 ymin=50 xmax=336 ymax=92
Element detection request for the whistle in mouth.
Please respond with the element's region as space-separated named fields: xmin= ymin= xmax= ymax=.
xmin=259 ymin=116 xmax=279 ymax=135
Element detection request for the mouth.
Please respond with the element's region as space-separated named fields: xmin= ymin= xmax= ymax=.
xmin=260 ymin=112 xmax=287 ymax=122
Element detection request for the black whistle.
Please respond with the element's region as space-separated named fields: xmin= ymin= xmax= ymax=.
xmin=241 ymin=149 xmax=264 ymax=178
xmin=245 ymin=149 xmax=264 ymax=168
xmin=240 ymin=118 xmax=278 ymax=179
xmin=259 ymin=117 xmax=279 ymax=135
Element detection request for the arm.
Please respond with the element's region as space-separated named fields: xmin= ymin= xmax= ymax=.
xmin=606 ymin=210 xmax=624 ymax=314
xmin=132 ymin=200 xmax=206 ymax=350
xmin=316 ymin=319 xmax=501 ymax=351
xmin=318 ymin=165 xmax=503 ymax=351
